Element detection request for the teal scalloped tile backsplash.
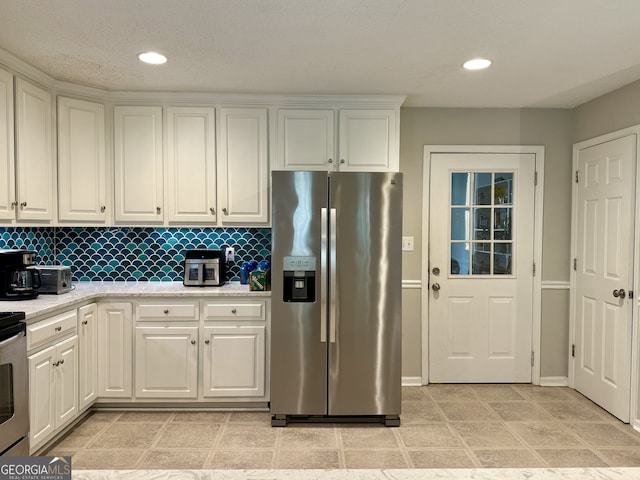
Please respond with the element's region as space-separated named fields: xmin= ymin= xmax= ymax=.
xmin=0 ymin=227 xmax=271 ymax=282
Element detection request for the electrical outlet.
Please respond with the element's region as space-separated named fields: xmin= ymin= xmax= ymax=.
xmin=226 ymin=247 xmax=235 ymax=262
xmin=402 ymin=236 xmax=414 ymax=251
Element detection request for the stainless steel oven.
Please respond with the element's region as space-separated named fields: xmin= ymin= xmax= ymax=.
xmin=0 ymin=312 xmax=28 ymax=456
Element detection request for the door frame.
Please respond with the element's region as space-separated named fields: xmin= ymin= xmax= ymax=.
xmin=421 ymin=145 xmax=545 ymax=385
xmin=570 ymin=126 xmax=640 ymax=428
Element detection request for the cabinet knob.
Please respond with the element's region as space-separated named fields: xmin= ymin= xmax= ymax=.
xmin=20 ymin=202 xmax=27 ymax=208
xmin=191 ymin=339 xmax=196 ymax=345
xmin=60 ymin=359 xmax=64 ymax=365
xmin=205 ymin=339 xmax=210 ymax=345
xmin=156 ymin=207 xmax=162 ymax=214
xmin=223 ymin=208 xmax=228 ymax=215
xmin=340 ymin=159 xmax=345 ymax=164
xmin=10 ymin=201 xmax=17 ymax=210
xmin=231 ymin=309 xmax=237 ymax=314
xmin=328 ymin=159 xmax=333 ymax=164
xmin=82 ymin=320 xmax=88 ymax=325
xmin=210 ymin=207 xmax=216 ymax=215
xmin=100 ymin=206 xmax=106 ymax=213
xmin=54 ymin=326 xmax=62 ymax=332
xmin=163 ymin=309 xmax=169 ymax=315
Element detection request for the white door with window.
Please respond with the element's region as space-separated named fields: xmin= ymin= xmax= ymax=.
xmin=428 ymin=153 xmax=536 ymax=383
xmin=573 ymin=134 xmax=636 ymax=422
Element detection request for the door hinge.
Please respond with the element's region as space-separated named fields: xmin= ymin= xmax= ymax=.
xmin=532 ymin=262 xmax=536 ymax=276
xmin=534 ymin=171 xmax=538 ymax=186
xmin=572 ymin=344 xmax=575 ymax=357
xmin=531 ymin=351 xmax=535 ymax=367
xmin=573 ymin=258 xmax=577 ymax=271
xmin=575 ymin=170 xmax=579 ymax=183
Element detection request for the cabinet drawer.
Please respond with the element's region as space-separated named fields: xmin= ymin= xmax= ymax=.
xmin=204 ymin=302 xmax=265 ymax=321
xmin=137 ymin=302 xmax=199 ymax=321
xmin=27 ymin=309 xmax=77 ymax=351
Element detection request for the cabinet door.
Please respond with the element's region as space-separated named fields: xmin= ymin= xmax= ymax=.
xmin=97 ymin=302 xmax=133 ymax=397
xmin=166 ymin=107 xmax=217 ymax=223
xmin=114 ymin=106 xmax=163 ymax=223
xmin=15 ymin=78 xmax=53 ymax=220
xmin=78 ymin=304 xmax=98 ymax=411
xmin=338 ymin=109 xmax=398 ymax=172
xmin=56 ymin=335 xmax=78 ymax=428
xmin=202 ymin=325 xmax=265 ymax=397
xmin=0 ymin=67 xmax=15 ymax=221
xmin=135 ymin=325 xmax=198 ymax=398
xmin=217 ymin=108 xmax=268 ymax=224
xmin=277 ymin=109 xmax=335 ymax=171
xmin=57 ymin=97 xmax=107 ymax=222
xmin=29 ymin=345 xmax=56 ymax=451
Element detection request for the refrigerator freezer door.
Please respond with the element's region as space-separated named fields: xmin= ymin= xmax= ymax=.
xmin=328 ymin=172 xmax=403 ymax=416
xmin=271 ymin=171 xmax=329 ymax=415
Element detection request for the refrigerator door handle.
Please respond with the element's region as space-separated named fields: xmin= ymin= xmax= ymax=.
xmin=330 ymin=207 xmax=337 ymax=343
xmin=320 ymin=207 xmax=328 ymax=343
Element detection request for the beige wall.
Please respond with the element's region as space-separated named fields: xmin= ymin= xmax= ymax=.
xmin=399 ymin=107 xmax=574 ymax=379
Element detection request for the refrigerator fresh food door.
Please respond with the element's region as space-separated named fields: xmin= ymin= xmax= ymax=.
xmin=271 ymin=170 xmax=329 ymax=415
xmin=328 ymin=172 xmax=403 ymax=416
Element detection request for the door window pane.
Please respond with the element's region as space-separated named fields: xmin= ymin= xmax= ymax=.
xmin=494 ymin=208 xmax=512 ymax=240
xmin=451 ymin=208 xmax=470 ymax=241
xmin=450 ymin=243 xmax=469 ymax=275
xmin=473 ymin=208 xmax=491 ymax=240
xmin=451 ymin=173 xmax=471 ymax=206
xmin=473 ymin=173 xmax=492 ymax=205
xmin=494 ymin=173 xmax=513 ymax=205
xmin=472 ymin=243 xmax=491 ymax=274
xmin=494 ymin=243 xmax=512 ymax=274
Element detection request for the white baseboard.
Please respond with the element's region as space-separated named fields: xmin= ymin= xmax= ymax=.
xmin=402 ymin=376 xmax=422 ymax=387
xmin=540 ymin=376 xmax=568 ymax=387
xmin=633 ymin=419 xmax=640 ymax=433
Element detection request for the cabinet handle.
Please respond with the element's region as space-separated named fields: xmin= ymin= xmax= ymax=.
xmin=163 ymin=309 xmax=169 ymax=315
xmin=60 ymin=359 xmax=64 ymax=365
xmin=82 ymin=320 xmax=88 ymax=325
xmin=328 ymin=158 xmax=333 ymax=164
xmin=210 ymin=207 xmax=216 ymax=215
xmin=20 ymin=202 xmax=27 ymax=208
xmin=54 ymin=326 xmax=62 ymax=332
xmin=156 ymin=207 xmax=161 ymax=214
xmin=191 ymin=339 xmax=196 ymax=345
xmin=223 ymin=208 xmax=228 ymax=215
xmin=340 ymin=159 xmax=345 ymax=164
xmin=205 ymin=339 xmax=210 ymax=345
xmin=53 ymin=361 xmax=59 ymax=367
xmin=10 ymin=201 xmax=17 ymax=210
xmin=100 ymin=206 xmax=106 ymax=213
xmin=231 ymin=309 xmax=237 ymax=314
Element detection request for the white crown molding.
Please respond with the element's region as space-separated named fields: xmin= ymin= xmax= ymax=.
xmin=0 ymin=47 xmax=55 ymax=90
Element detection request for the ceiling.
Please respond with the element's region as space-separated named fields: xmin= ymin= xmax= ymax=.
xmin=1 ymin=0 xmax=640 ymax=108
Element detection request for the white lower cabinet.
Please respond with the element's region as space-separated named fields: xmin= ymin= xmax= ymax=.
xmin=78 ymin=304 xmax=98 ymax=411
xmin=202 ymin=325 xmax=265 ymax=397
xmin=97 ymin=302 xmax=133 ymax=398
xmin=135 ymin=325 xmax=198 ymax=398
xmin=29 ymin=335 xmax=78 ymax=453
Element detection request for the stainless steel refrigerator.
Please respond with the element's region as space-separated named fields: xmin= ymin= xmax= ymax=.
xmin=270 ymin=171 xmax=402 ymax=427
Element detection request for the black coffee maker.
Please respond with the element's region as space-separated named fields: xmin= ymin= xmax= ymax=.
xmin=0 ymin=249 xmax=41 ymax=300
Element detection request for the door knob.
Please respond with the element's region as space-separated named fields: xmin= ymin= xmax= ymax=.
xmin=432 ymin=267 xmax=440 ymax=276
xmin=432 ymin=283 xmax=441 ymax=291
xmin=613 ymin=289 xmax=626 ymax=299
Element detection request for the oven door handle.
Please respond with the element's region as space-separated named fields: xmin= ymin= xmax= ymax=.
xmin=0 ymin=330 xmax=25 ymax=346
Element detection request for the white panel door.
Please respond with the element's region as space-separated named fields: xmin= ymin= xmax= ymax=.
xmin=217 ymin=108 xmax=268 ymax=224
xmin=15 ymin=78 xmax=53 ymax=221
xmin=166 ymin=107 xmax=217 ymax=223
xmin=135 ymin=326 xmax=198 ymax=398
xmin=78 ymin=304 xmax=98 ymax=410
xmin=97 ymin=302 xmax=133 ymax=397
xmin=114 ymin=106 xmax=163 ymax=223
xmin=277 ymin=109 xmax=336 ymax=171
xmin=56 ymin=335 xmax=78 ymax=427
xmin=429 ymin=153 xmax=536 ymax=382
xmin=202 ymin=325 xmax=265 ymax=397
xmin=0 ymin=67 xmax=15 ymax=221
xmin=57 ymin=97 xmax=107 ymax=222
xmin=29 ymin=345 xmax=56 ymax=450
xmin=574 ymin=134 xmax=636 ymax=422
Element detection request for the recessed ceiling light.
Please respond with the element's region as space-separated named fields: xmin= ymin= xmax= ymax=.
xmin=137 ymin=52 xmax=167 ymax=65
xmin=463 ymin=58 xmax=492 ymax=70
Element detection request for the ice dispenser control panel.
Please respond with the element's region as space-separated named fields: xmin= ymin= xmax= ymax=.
xmin=283 ymin=256 xmax=316 ymax=303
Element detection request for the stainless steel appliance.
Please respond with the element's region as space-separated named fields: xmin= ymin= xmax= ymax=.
xmin=0 ymin=312 xmax=29 ymax=456
xmin=28 ymin=266 xmax=72 ymax=294
xmin=183 ymin=249 xmax=226 ymax=286
xmin=271 ymin=171 xmax=402 ymax=427
xmin=0 ymin=249 xmax=40 ymax=300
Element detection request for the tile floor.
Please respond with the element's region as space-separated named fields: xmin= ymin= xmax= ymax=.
xmin=45 ymin=384 xmax=640 ymax=470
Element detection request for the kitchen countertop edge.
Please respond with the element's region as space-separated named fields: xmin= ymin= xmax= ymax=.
xmin=1 ymin=281 xmax=271 ymax=322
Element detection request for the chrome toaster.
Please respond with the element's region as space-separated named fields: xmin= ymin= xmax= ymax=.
xmin=30 ymin=265 xmax=73 ymax=294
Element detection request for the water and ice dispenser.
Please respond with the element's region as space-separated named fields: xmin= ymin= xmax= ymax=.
xmin=282 ymin=256 xmax=316 ymax=303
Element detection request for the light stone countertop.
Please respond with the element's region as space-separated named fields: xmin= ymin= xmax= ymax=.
xmin=70 ymin=467 xmax=640 ymax=480
xmin=0 ymin=281 xmax=270 ymax=322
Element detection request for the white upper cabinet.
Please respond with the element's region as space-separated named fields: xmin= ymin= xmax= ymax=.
xmin=275 ymin=108 xmax=399 ymax=172
xmin=217 ymin=107 xmax=269 ymax=224
xmin=338 ymin=109 xmax=398 ymax=171
xmin=15 ymin=78 xmax=54 ymax=221
xmin=0 ymin=68 xmax=15 ymax=221
xmin=57 ymin=97 xmax=107 ymax=223
xmin=114 ymin=106 xmax=163 ymax=223
xmin=166 ymin=107 xmax=217 ymax=223
xmin=277 ymin=109 xmax=335 ymax=171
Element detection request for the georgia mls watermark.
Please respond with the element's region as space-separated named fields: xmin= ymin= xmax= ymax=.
xmin=0 ymin=456 xmax=71 ymax=480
